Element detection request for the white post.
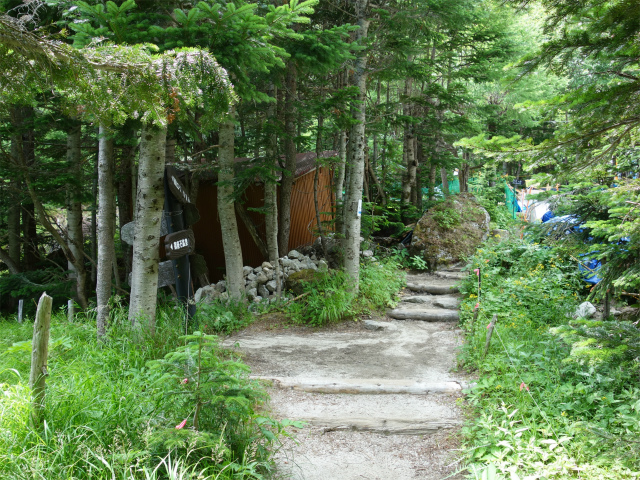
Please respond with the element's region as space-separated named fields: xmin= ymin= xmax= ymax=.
xmin=30 ymin=292 xmax=53 ymax=425
xmin=67 ymin=299 xmax=75 ymax=322
xmin=18 ymin=299 xmax=24 ymax=323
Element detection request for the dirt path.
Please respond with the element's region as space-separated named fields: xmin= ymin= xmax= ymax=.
xmin=223 ymin=270 xmax=469 ymax=479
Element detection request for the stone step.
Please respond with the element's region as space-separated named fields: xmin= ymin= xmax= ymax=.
xmin=434 ymin=271 xmax=468 ymax=280
xmin=254 ymin=376 xmax=464 ymax=394
xmin=406 ymin=282 xmax=460 ymax=294
xmin=295 ymin=416 xmax=461 ymax=435
xmin=268 ymin=391 xmax=461 ymax=435
xmin=388 ymin=306 xmax=459 ymax=322
xmin=401 ymin=294 xmax=461 ymax=310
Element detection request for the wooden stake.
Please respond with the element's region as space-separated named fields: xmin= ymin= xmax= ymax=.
xmin=18 ymin=299 xmax=23 ymax=323
xmin=29 ymin=292 xmax=53 ymax=425
xmin=484 ymin=314 xmax=497 ymax=358
xmin=67 ymin=299 xmax=75 ymax=322
xmin=603 ymin=290 xmax=611 ymax=319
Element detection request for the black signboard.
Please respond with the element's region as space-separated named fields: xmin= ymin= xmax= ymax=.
xmin=166 ymin=166 xmax=191 ymax=205
xmin=164 ymin=229 xmax=195 ymax=260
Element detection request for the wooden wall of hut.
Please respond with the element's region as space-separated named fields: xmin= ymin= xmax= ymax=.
xmin=192 ymin=165 xmax=334 ymax=282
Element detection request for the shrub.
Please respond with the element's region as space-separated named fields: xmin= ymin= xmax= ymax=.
xmin=359 ymin=259 xmax=405 ymax=310
xmin=287 ymin=269 xmax=355 ymax=326
xmin=0 ymin=307 xmax=284 ymax=479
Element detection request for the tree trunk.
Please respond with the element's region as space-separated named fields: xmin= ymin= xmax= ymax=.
xmin=128 ymin=124 xmax=167 ymax=331
xmin=96 ymin=125 xmax=115 ymax=339
xmin=314 ymin=113 xmax=327 ymax=258
xmin=428 ymin=163 xmax=437 ymax=201
xmin=117 ymin=122 xmax=136 ymax=279
xmin=343 ymin=0 xmax=370 ymax=292
xmin=66 ymin=123 xmax=88 ymax=310
xmin=8 ymin=136 xmax=21 ymax=266
xmin=401 ymin=77 xmax=415 ymax=205
xmin=0 ymin=248 xmax=20 ymax=274
xmin=278 ymin=60 xmax=297 ymax=255
xmin=335 ymin=130 xmax=347 ymax=236
xmin=459 ymin=155 xmax=470 ymax=193
xmin=217 ymin=106 xmax=244 ymax=299
xmin=13 ymin=106 xmax=38 ymax=270
xmin=265 ymin=84 xmax=281 ymax=297
xmin=440 ymin=167 xmax=450 ymax=196
xmin=91 ymin=155 xmax=98 ymax=283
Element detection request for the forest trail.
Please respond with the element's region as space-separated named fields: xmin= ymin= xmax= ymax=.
xmin=224 ymin=270 xmax=469 ymax=479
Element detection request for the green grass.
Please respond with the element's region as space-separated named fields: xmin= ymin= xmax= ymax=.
xmin=458 ymin=236 xmax=640 ymax=479
xmin=0 ymin=306 xmax=287 ymax=480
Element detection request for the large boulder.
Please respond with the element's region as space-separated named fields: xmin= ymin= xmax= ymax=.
xmin=411 ymin=193 xmax=490 ymax=270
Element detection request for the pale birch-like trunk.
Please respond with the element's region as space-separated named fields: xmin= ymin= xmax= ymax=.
xmin=66 ymin=123 xmax=88 ymax=310
xmin=96 ymin=125 xmax=115 ymax=339
xmin=265 ymin=85 xmax=281 ymax=296
xmin=343 ymin=0 xmax=370 ymax=292
xmin=278 ymin=60 xmax=297 ymax=255
xmin=335 ymin=130 xmax=347 ymax=236
xmin=217 ymin=106 xmax=244 ymax=299
xmin=128 ymin=124 xmax=167 ymax=331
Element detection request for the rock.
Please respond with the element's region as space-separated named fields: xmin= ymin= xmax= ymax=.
xmin=288 ymin=250 xmax=302 ymax=259
xmin=490 ymin=229 xmax=509 ymax=240
xmin=266 ymin=280 xmax=277 ymax=293
xmin=245 ymin=280 xmax=258 ymax=291
xmin=220 ymin=292 xmax=229 ymax=301
xmin=254 ymin=266 xmax=263 ymax=274
xmin=247 ymin=272 xmax=257 ymax=282
xmin=254 ymin=296 xmax=263 ymax=303
xmin=215 ymin=281 xmax=226 ymax=293
xmin=256 ymin=272 xmax=268 ymax=284
xmin=262 ymin=261 xmax=273 ymax=269
xmin=574 ymin=301 xmax=597 ymax=319
xmin=363 ymin=320 xmax=396 ymax=331
xmin=243 ymin=266 xmax=253 ymax=276
xmin=246 ymin=288 xmax=258 ymax=301
xmin=362 ymin=250 xmax=374 ymax=258
xmin=258 ymin=284 xmax=269 ymax=298
xmin=318 ymin=260 xmax=328 ymax=271
xmin=410 ymin=193 xmax=490 ymax=270
xmin=286 ymin=268 xmax=324 ymax=296
xmin=194 ymin=285 xmax=217 ymax=303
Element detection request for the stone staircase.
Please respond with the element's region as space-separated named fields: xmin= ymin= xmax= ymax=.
xmin=223 ymin=268 xmax=468 ymax=479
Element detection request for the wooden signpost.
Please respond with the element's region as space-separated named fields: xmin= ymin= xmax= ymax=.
xmin=164 ymin=230 xmax=195 ymax=260
xmin=166 ymin=166 xmax=191 ymax=205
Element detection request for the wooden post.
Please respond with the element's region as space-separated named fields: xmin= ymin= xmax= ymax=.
xmin=18 ymin=299 xmax=24 ymax=323
xmin=483 ymin=314 xmax=497 ymax=358
xmin=67 ymin=299 xmax=75 ymax=322
xmin=603 ymin=290 xmax=611 ymax=319
xmin=29 ymin=292 xmax=53 ymax=425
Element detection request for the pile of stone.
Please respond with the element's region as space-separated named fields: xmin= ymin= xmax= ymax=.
xmin=194 ymin=249 xmax=328 ymax=304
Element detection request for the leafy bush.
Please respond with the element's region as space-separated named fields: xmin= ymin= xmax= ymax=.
xmin=287 ymin=269 xmax=355 ymax=326
xmin=359 ymin=259 xmax=405 ymax=310
xmin=458 ymin=235 xmax=640 ymax=479
xmin=0 ymin=307 xmax=284 ymax=479
xmin=197 ymin=299 xmax=254 ymax=335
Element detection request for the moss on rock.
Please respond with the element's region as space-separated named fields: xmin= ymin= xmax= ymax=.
xmin=411 ymin=193 xmax=490 ymax=270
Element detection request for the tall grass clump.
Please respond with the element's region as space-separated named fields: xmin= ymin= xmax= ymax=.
xmin=458 ymin=235 xmax=640 ymax=479
xmin=0 ymin=305 xmax=287 ymax=480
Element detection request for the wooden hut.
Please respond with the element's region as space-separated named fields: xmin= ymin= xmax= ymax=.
xmin=191 ymin=151 xmax=336 ymax=282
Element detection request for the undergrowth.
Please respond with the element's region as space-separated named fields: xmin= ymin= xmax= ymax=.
xmin=285 ymin=259 xmax=405 ymax=327
xmin=458 ymin=235 xmax=640 ymax=479
xmin=0 ymin=306 xmax=290 ymax=480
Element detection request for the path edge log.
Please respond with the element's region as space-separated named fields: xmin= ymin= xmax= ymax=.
xmin=29 ymin=292 xmax=53 ymax=425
